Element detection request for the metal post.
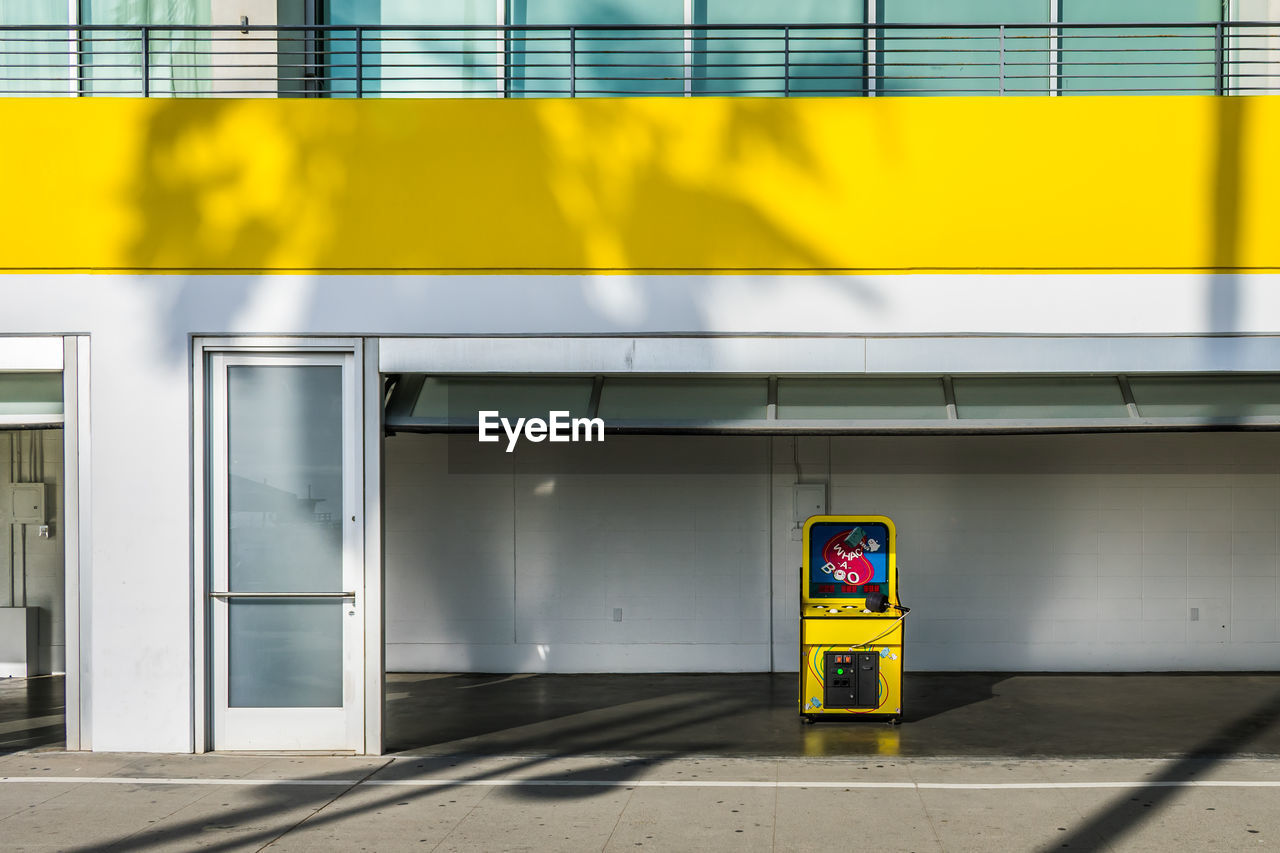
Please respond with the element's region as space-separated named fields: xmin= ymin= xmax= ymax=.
xmin=998 ymin=24 xmax=1005 ymax=96
xmin=683 ymin=0 xmax=693 ymax=97
xmin=355 ymin=26 xmax=363 ymax=98
xmin=140 ymin=25 xmax=149 ymax=97
xmin=784 ymin=27 xmax=791 ymax=96
xmin=501 ymin=24 xmax=510 ymax=98
xmin=66 ymin=1 xmax=79 ymax=97
xmin=303 ymin=0 xmax=315 ymax=96
xmin=1048 ymin=0 xmax=1062 ymax=96
xmin=867 ymin=16 xmax=879 ymax=97
xmin=1213 ymin=20 xmax=1225 ymax=96
xmin=496 ymin=0 xmax=508 ymax=97
xmin=569 ymin=27 xmax=576 ymax=98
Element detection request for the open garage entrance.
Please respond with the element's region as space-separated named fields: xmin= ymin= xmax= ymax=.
xmin=379 ymin=373 xmax=1280 ymax=756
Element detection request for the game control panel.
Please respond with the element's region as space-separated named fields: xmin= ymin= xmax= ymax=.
xmin=823 ymin=651 xmax=880 ymax=709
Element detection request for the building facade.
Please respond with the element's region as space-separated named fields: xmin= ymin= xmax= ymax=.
xmin=1 ymin=1 xmax=1280 ymax=753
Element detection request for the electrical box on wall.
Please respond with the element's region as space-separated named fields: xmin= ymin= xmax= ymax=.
xmin=793 ymin=484 xmax=826 ymax=529
xmin=792 ymin=484 xmax=827 ymax=539
xmin=9 ymin=484 xmax=45 ymax=524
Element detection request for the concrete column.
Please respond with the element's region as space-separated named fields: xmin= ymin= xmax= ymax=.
xmin=1232 ymin=1 xmax=1280 ymax=94
xmin=209 ymin=0 xmax=279 ymax=96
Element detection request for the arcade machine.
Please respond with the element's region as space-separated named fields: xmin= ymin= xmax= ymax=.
xmin=799 ymin=515 xmax=909 ymax=723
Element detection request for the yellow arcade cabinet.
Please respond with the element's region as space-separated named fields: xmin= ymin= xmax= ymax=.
xmin=800 ymin=515 xmax=909 ymax=723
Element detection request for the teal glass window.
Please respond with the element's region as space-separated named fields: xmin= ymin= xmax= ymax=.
xmin=324 ymin=0 xmax=499 ymax=97
xmin=508 ymin=0 xmax=685 ymax=96
xmin=598 ymin=379 xmax=767 ymax=421
xmin=0 ymin=373 xmax=63 ymax=418
xmin=777 ymin=379 xmax=948 ymax=420
xmin=80 ymin=0 xmax=211 ymax=95
xmin=952 ymin=377 xmax=1129 ymax=419
xmin=1061 ymin=0 xmax=1222 ymax=95
xmin=1129 ymin=377 xmax=1280 ymax=420
xmin=229 ymin=600 xmax=342 ymax=708
xmin=694 ymin=1 xmax=865 ymax=95
xmin=411 ymin=378 xmax=594 ymax=423
xmin=0 ymin=1 xmax=73 ymax=96
xmin=0 ymin=1 xmax=68 ymax=24
xmin=877 ymin=0 xmax=1050 ymax=95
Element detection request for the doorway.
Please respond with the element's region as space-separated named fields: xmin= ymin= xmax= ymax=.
xmin=204 ymin=349 xmax=364 ymax=751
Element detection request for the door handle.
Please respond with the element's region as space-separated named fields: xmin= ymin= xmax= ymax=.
xmin=209 ymin=591 xmax=356 ymax=599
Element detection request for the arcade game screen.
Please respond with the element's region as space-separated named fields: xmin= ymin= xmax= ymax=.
xmin=808 ymin=521 xmax=890 ymax=599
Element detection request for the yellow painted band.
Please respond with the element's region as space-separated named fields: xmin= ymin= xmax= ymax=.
xmin=802 ymin=621 xmax=904 ymax=647
xmin=1 ymin=96 xmax=1276 ymax=273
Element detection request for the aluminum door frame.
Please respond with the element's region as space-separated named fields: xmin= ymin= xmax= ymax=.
xmin=193 ymin=338 xmax=376 ymax=754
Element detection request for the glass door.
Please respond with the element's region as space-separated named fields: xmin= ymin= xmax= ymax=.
xmin=208 ymin=352 xmax=363 ymax=751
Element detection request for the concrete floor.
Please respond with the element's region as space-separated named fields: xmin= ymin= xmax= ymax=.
xmin=11 ymin=670 xmax=1280 ymax=760
xmin=386 ymin=672 xmax=1280 ymax=760
xmin=0 ymin=676 xmax=63 ymax=755
xmin=3 ymin=674 xmax=1280 ymax=850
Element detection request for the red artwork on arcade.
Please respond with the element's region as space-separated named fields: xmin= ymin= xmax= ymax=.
xmin=821 ymin=528 xmax=876 ymax=585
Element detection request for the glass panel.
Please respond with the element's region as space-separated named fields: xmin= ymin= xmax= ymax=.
xmin=411 ymin=377 xmax=594 ymax=422
xmin=598 ymin=379 xmax=767 ymax=420
xmin=1130 ymin=376 xmax=1280 ymax=419
xmin=0 ymin=2 xmax=72 ymax=96
xmin=953 ymin=377 xmax=1129 ymax=419
xmin=808 ymin=519 xmax=890 ymax=599
xmin=878 ymin=0 xmax=1050 ymax=95
xmin=229 ymin=599 xmax=342 ymax=707
xmin=81 ymin=0 xmax=212 ymax=96
xmin=228 ymin=365 xmax=344 ymax=592
xmin=694 ymin=0 xmax=865 ymax=95
xmin=509 ymin=0 xmax=685 ymax=96
xmin=324 ymin=0 xmax=500 ymax=97
xmin=1061 ymin=0 xmax=1220 ymax=95
xmin=0 ymin=373 xmax=63 ymax=416
xmin=777 ymin=378 xmax=947 ymax=420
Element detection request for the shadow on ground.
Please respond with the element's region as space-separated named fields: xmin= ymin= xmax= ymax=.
xmin=0 ymin=675 xmax=64 ymax=755
xmin=387 ymin=671 xmax=1280 ymax=760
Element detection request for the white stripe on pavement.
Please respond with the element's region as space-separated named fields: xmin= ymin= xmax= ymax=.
xmin=2 ymin=776 xmax=1279 ymax=791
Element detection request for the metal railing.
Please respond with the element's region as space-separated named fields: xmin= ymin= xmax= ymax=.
xmin=1 ymin=21 xmax=1277 ymax=98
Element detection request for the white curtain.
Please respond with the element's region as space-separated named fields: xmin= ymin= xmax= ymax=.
xmin=82 ymin=0 xmax=211 ymax=95
xmin=0 ymin=1 xmax=73 ymax=95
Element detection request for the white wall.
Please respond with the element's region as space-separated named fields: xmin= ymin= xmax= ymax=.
xmin=0 ymin=430 xmax=64 ymax=675
xmin=769 ymin=433 xmax=1280 ymax=672
xmin=1 ymin=271 xmax=1279 ymax=749
xmin=384 ymin=434 xmax=771 ymax=672
xmin=391 ymin=429 xmax=1280 ymax=674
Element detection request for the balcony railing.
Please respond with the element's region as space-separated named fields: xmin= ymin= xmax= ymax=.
xmin=1 ymin=22 xmax=1277 ymax=98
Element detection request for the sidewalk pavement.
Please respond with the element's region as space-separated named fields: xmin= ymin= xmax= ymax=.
xmin=1 ymin=749 xmax=1278 ymax=852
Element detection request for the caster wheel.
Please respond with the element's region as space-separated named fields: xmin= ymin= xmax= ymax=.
xmin=801 ymin=716 xmax=815 ymax=725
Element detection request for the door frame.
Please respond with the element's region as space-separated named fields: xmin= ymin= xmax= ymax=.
xmin=192 ymin=337 xmax=382 ymax=754
xmin=0 ymin=337 xmax=83 ymax=747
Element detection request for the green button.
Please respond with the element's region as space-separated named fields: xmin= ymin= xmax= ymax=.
xmin=836 ymin=668 xmax=844 ymax=675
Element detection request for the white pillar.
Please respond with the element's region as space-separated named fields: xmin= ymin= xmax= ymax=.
xmin=210 ymin=0 xmax=280 ymax=96
xmin=1231 ymin=1 xmax=1280 ymax=95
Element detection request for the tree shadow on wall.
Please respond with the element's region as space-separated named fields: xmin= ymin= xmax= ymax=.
xmin=118 ymin=90 xmax=895 ymax=362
